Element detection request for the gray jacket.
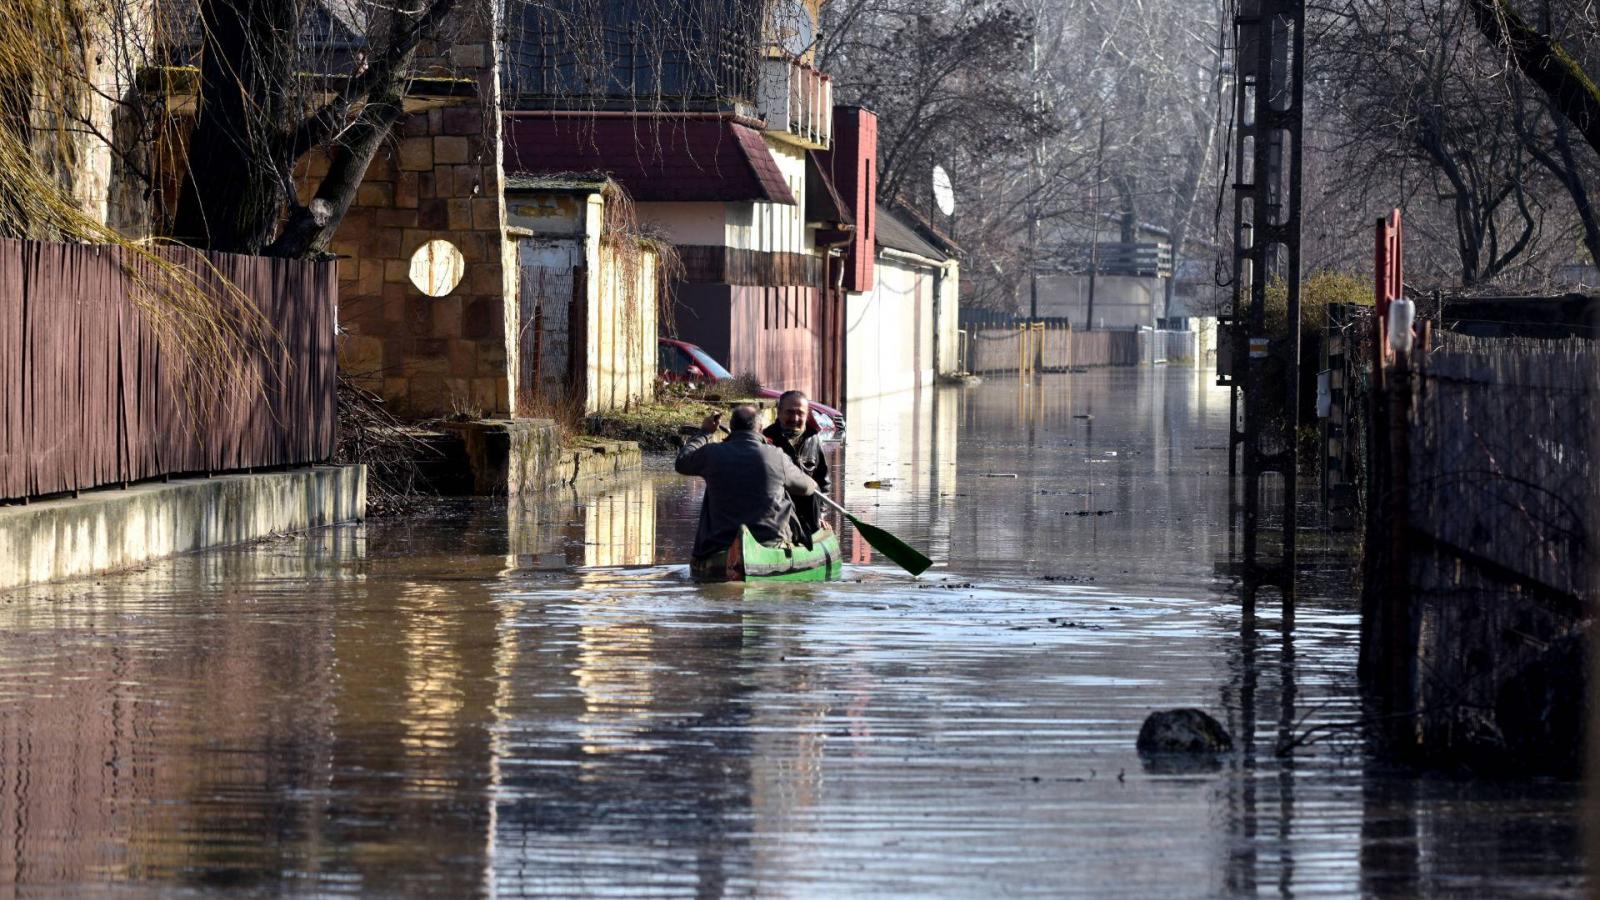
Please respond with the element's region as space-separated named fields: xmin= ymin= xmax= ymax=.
xmin=675 ymin=429 xmax=817 ymax=559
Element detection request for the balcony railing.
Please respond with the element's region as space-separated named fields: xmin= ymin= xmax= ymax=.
xmin=1047 ymin=241 xmax=1174 ymax=278
xmin=757 ymin=56 xmax=831 ymax=149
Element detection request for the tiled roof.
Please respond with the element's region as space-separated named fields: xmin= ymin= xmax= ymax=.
xmin=503 ymin=117 xmax=796 ymax=205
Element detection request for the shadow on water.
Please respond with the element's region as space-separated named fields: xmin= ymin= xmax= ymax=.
xmin=0 ymin=369 xmax=1583 ymax=896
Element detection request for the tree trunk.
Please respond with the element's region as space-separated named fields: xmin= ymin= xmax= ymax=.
xmin=170 ymin=0 xmax=301 ymax=254
xmin=1551 ymin=115 xmax=1600 ymax=268
xmin=1466 ymin=0 xmax=1600 ymax=159
xmin=268 ymin=91 xmax=407 ymax=258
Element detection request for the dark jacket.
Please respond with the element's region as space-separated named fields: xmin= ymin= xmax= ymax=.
xmin=762 ymin=417 xmax=830 ymax=536
xmin=761 ymin=418 xmax=830 ymax=494
xmin=675 ymin=429 xmax=817 ymax=559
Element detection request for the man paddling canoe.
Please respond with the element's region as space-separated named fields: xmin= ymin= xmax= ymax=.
xmin=676 ymin=404 xmax=820 ymax=578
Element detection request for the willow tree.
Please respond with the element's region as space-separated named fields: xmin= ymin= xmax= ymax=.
xmin=0 ymin=0 xmax=462 ymax=257
xmin=174 ymin=0 xmax=459 ymax=257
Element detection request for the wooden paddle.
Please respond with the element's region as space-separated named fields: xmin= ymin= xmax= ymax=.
xmin=815 ymin=492 xmax=932 ymax=576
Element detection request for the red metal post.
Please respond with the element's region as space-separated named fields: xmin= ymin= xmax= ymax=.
xmin=1374 ymin=209 xmax=1403 ymax=368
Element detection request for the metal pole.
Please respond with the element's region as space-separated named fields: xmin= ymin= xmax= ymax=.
xmin=1086 ymin=117 xmax=1106 ymax=333
xmin=1235 ymin=0 xmax=1304 ymax=610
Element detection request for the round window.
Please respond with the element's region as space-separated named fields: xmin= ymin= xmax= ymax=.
xmin=408 ymin=239 xmax=465 ymax=297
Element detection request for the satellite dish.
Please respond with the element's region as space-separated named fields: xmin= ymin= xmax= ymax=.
xmin=932 ymin=165 xmax=956 ymax=216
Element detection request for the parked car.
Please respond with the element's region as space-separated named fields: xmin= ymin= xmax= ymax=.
xmin=658 ymin=338 xmax=844 ymax=438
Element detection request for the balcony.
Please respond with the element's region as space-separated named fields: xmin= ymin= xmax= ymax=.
xmin=1048 ymin=242 xmax=1174 ymax=278
xmin=757 ymin=56 xmax=832 ymax=149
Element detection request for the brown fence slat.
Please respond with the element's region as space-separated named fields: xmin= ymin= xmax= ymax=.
xmin=0 ymin=238 xmax=337 ymax=502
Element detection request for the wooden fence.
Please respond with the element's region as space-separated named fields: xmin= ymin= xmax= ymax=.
xmin=1363 ymin=333 xmax=1595 ymax=771
xmin=963 ymin=323 xmax=1195 ymax=373
xmin=0 ymin=239 xmax=337 ymax=502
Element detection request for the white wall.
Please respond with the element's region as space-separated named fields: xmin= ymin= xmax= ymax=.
xmin=1033 ymin=273 xmax=1166 ymax=330
xmin=634 ymin=201 xmax=725 ymax=245
xmin=934 ymin=261 xmax=961 ymax=376
xmin=506 ymin=191 xmax=597 ymax=236
xmin=845 ymin=255 xmax=935 ymax=402
xmin=511 ymin=190 xmax=657 ymax=414
xmin=588 ymin=243 xmax=658 ymax=411
xmin=724 ymin=140 xmax=809 ymax=255
xmin=634 ymin=141 xmax=810 ymax=258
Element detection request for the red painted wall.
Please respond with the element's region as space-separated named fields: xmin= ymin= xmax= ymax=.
xmin=819 ymin=107 xmax=878 ymax=293
xmin=673 ymin=284 xmax=822 ymax=397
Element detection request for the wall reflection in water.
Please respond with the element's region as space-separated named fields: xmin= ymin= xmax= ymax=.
xmin=0 ymin=530 xmax=361 ymax=891
xmin=836 ymin=384 xmax=959 ymax=565
xmin=951 ymin=368 xmax=1231 ymax=580
xmin=505 ymin=477 xmax=657 ymax=570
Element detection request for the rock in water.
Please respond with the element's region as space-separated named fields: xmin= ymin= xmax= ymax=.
xmin=1137 ymin=709 xmax=1233 ymax=754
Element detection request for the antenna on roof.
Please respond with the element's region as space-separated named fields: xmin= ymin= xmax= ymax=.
xmin=932 ymin=165 xmax=955 ymax=216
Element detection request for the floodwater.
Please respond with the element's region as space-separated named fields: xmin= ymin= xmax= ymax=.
xmin=0 ymin=369 xmax=1584 ymax=897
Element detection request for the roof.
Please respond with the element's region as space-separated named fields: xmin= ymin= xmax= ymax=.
xmin=874 ymin=204 xmax=948 ymax=262
xmin=503 ymin=117 xmax=796 ymax=205
xmin=503 ymin=173 xmax=614 ymax=194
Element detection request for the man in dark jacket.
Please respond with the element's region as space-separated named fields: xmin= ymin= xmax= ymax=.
xmin=676 ymin=404 xmax=818 ymax=575
xmin=762 ymin=390 xmax=830 ymax=535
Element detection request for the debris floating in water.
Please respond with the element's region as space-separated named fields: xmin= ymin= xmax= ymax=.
xmin=980 ymin=473 xmax=1019 ymax=478
xmin=863 ymin=479 xmax=892 ymax=489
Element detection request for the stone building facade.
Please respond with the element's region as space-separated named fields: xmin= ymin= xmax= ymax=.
xmin=320 ymin=3 xmax=516 ymax=418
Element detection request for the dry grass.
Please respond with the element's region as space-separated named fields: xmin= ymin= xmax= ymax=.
xmin=583 ymin=397 xmax=729 ymax=450
xmin=583 ymin=381 xmax=768 ymax=450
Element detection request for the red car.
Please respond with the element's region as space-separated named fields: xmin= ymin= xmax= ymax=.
xmin=658 ymin=338 xmax=844 ymax=438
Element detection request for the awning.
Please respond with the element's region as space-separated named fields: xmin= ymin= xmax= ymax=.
xmin=804 ymin=150 xmax=853 ymax=226
xmin=503 ymin=116 xmax=796 ymax=205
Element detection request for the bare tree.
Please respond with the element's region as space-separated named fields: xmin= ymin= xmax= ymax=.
xmin=821 ymin=0 xmax=1228 ymax=313
xmin=821 ymin=1 xmax=1054 ymax=204
xmin=3 ymin=0 xmax=463 ymax=257
xmin=175 ymin=0 xmax=460 ymax=256
xmin=1314 ymin=0 xmax=1568 ymax=284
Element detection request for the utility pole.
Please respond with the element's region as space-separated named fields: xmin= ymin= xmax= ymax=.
xmin=1086 ymin=117 xmax=1106 ymax=333
xmin=1229 ymin=0 xmax=1305 ymax=615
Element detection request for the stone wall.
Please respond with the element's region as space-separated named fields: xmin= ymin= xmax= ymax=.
xmin=326 ymin=0 xmax=514 ymax=419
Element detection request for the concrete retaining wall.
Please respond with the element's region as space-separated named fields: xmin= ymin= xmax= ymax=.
xmin=439 ymin=418 xmax=642 ymax=493
xmin=0 ymin=465 xmax=366 ymax=591
xmin=555 ymin=441 xmax=643 ymax=486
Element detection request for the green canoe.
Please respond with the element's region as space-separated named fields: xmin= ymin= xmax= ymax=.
xmin=691 ymin=525 xmax=842 ymax=582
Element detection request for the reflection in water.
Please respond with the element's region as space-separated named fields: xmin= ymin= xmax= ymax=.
xmin=0 ymin=369 xmax=1585 ymax=896
xmin=582 ymin=478 xmax=656 ymax=568
xmin=834 ymin=384 xmax=959 ymax=566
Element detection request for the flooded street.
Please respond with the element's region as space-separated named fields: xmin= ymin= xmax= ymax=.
xmin=0 ymin=368 xmax=1584 ymax=897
